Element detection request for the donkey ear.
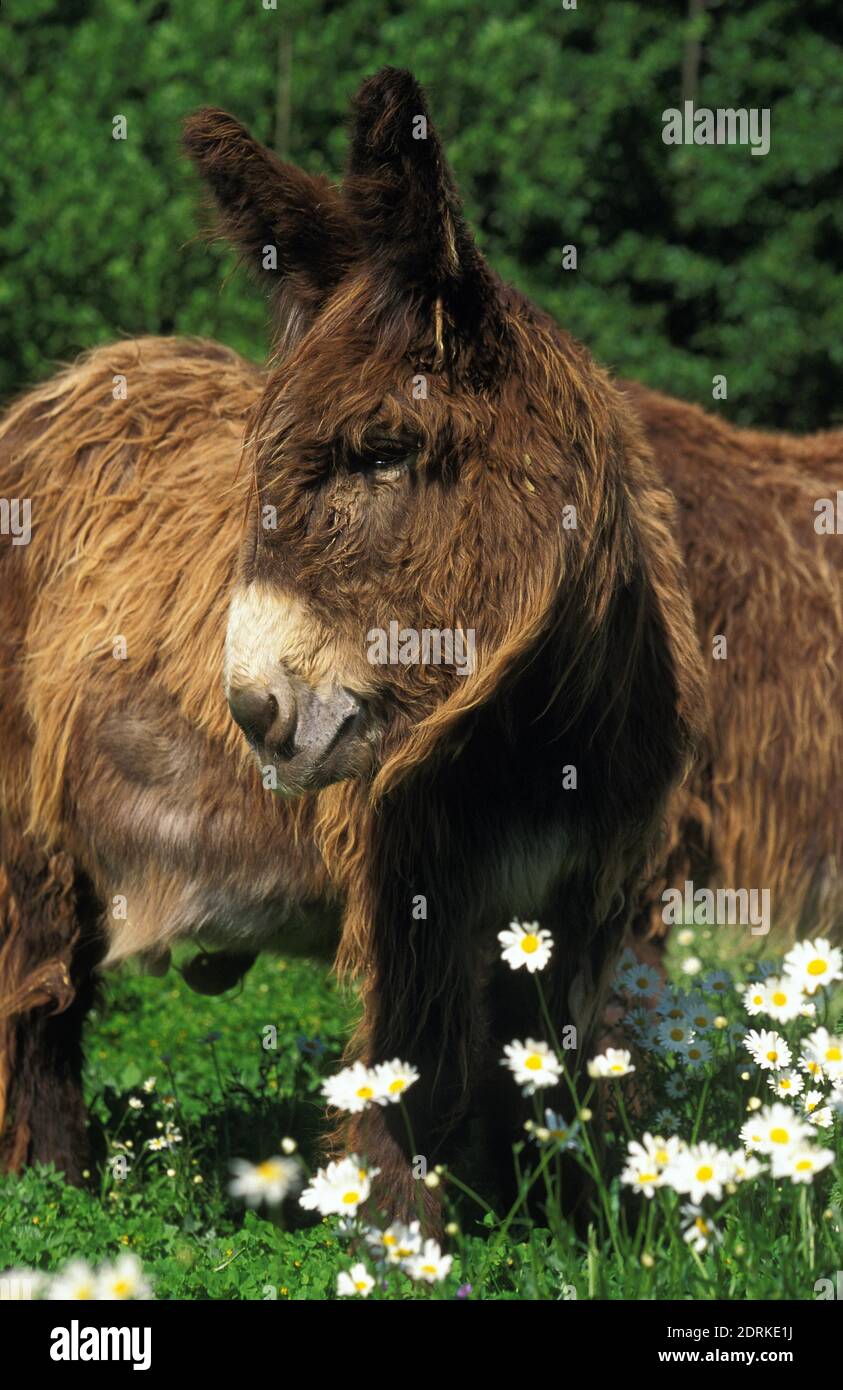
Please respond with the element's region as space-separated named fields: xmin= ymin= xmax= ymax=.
xmin=182 ymin=108 xmax=356 ymax=317
xmin=345 ymin=69 xmax=510 ymax=379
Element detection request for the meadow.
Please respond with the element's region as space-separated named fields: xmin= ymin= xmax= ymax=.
xmin=1 ymin=921 xmax=841 ymax=1301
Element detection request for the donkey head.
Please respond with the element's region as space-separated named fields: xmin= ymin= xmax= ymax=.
xmin=185 ymin=69 xmax=704 ymax=809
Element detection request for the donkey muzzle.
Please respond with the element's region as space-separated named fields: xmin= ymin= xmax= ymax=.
xmin=227 ymin=672 xmax=369 ymax=792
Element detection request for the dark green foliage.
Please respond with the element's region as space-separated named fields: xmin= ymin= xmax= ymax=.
xmin=0 ymin=1 xmax=841 ymax=424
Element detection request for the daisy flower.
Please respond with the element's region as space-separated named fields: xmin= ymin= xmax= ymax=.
xmin=497 ymin=921 xmax=553 ymax=973
xmin=767 ymin=1069 xmax=804 ymax=1100
xmin=683 ymin=995 xmax=715 ymax=1032
xmin=502 ymin=1039 xmax=562 ymax=1094
xmin=681 ymin=1037 xmax=712 ymax=1067
xmin=729 ymin=1149 xmax=763 ymax=1182
xmin=739 ymin=1119 xmax=766 ymax=1152
xmin=771 ymin=1145 xmax=835 ymax=1183
xmin=365 ymin=1221 xmax=422 ymax=1265
xmin=802 ymin=1028 xmax=843 ymax=1083
xmin=373 ymin=1058 xmax=420 ymax=1104
xmin=743 ymin=1029 xmax=791 ymax=1071
xmin=681 ymin=956 xmax=703 ymax=977
xmin=657 ymin=1020 xmax=696 ymax=1053
xmin=681 ymin=1204 xmax=722 ymax=1253
xmin=95 ymin=1254 xmax=153 ymax=1301
xmin=405 ymin=1239 xmax=453 ymax=1284
xmin=128 ymin=1097 xmax=144 ymax=1111
xmin=752 ymin=1103 xmax=812 ymax=1155
xmin=46 ymin=1260 xmax=98 ymax=1301
xmin=806 ymin=1102 xmax=834 ymax=1129
xmin=618 ymin=962 xmax=662 ymax=998
xmin=653 ymin=1108 xmax=679 ymax=1131
xmin=142 ymin=1076 xmax=157 ymax=1094
xmin=321 ymin=1061 xmax=380 ymax=1113
xmin=337 ymin=1262 xmax=375 ymax=1298
xmin=229 ymin=1156 xmax=301 ymax=1207
xmin=663 ymin=1142 xmax=733 ymax=1202
xmin=783 ymin=938 xmax=843 ymax=995
xmin=656 ymin=988 xmax=690 ymax=1022
xmin=665 ymin=1072 xmax=686 ymax=1100
xmin=757 ymin=976 xmax=804 ymax=1024
xmin=743 ymin=980 xmax=769 ymax=1016
xmin=621 ymin=1134 xmax=683 ymax=1197
xmin=587 ymin=1048 xmax=635 ymax=1079
xmin=702 ymin=969 xmax=733 ymax=996
xmin=537 ymin=1110 xmax=581 ymax=1151
xmin=0 ymin=1268 xmax=45 ymax=1300
xmin=299 ymin=1156 xmax=379 ymax=1217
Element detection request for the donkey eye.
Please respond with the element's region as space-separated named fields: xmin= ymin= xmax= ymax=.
xmin=347 ymin=442 xmax=417 ymax=478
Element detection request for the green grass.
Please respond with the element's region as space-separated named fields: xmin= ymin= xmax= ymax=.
xmin=1 ymin=930 xmax=841 ymax=1301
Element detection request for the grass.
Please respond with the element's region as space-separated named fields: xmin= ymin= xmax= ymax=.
xmin=1 ymin=927 xmax=841 ymax=1301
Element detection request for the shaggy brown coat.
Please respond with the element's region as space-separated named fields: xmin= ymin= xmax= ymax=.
xmin=0 ymin=68 xmax=840 ymax=1209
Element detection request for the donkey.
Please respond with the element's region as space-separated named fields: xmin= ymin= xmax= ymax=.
xmin=0 ymin=67 xmax=838 ymax=1215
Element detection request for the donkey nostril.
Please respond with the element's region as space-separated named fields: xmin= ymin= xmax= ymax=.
xmin=228 ymin=687 xmax=279 ymax=745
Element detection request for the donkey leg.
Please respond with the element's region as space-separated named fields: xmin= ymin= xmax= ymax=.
xmin=0 ymin=836 xmax=103 ymax=1182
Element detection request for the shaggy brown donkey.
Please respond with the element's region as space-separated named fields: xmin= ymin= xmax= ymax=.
xmin=0 ymin=68 xmax=837 ymax=1216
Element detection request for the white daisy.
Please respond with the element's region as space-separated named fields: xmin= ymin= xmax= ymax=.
xmin=742 ymin=981 xmax=769 ymax=1016
xmin=729 ymin=1149 xmax=763 ymax=1182
xmin=802 ymin=1027 xmax=843 ymax=1083
xmin=739 ymin=1119 xmax=766 ymax=1152
xmin=681 ymin=1204 xmax=722 ymax=1253
xmin=783 ymin=938 xmax=843 ymax=995
xmin=337 ymin=1262 xmax=375 ymax=1297
xmin=405 ymin=1239 xmax=452 ymax=1283
xmin=321 ymin=1061 xmax=381 ymax=1113
xmin=680 ymin=1037 xmax=712 ymax=1067
xmin=618 ymin=962 xmax=662 ymax=998
xmin=538 ymin=1110 xmax=580 ymax=1151
xmin=365 ymin=1220 xmax=422 ymax=1265
xmin=807 ymin=1102 xmax=834 ymax=1129
xmin=95 ymin=1254 xmax=153 ymax=1302
xmin=228 ymin=1156 xmax=301 ymax=1207
xmin=683 ymin=995 xmax=715 ymax=1032
xmin=752 ymin=1103 xmax=812 ymax=1155
xmin=621 ymin=1133 xmax=683 ymax=1198
xmin=46 ymin=1260 xmax=98 ymax=1301
xmin=299 ymin=1156 xmax=379 ymax=1217
xmin=743 ymin=1028 xmax=791 ymax=1071
xmin=142 ymin=1076 xmax=157 ymax=1093
xmin=497 ymin=920 xmax=554 ymax=973
xmin=663 ymin=1142 xmax=733 ymax=1202
xmin=702 ymin=969 xmax=733 ymax=996
xmin=128 ymin=1097 xmax=144 ymax=1111
xmin=767 ymin=1069 xmax=804 ymax=1100
xmin=657 ymin=1020 xmax=696 ymax=1053
xmin=757 ymin=976 xmax=804 ymax=1024
xmin=372 ymin=1058 xmax=420 ymax=1104
xmin=502 ymin=1038 xmax=562 ymax=1094
xmin=587 ymin=1048 xmax=635 ymax=1079
xmin=770 ymin=1145 xmax=835 ymax=1183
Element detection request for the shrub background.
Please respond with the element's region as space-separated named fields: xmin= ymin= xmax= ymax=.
xmin=1 ymin=0 xmax=842 ymax=429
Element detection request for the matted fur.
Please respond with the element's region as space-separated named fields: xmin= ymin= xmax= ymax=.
xmin=1 ymin=67 xmax=840 ymax=1207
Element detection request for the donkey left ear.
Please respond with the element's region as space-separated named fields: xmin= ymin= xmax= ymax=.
xmin=183 ymin=108 xmax=356 ymax=323
xmin=345 ymin=69 xmax=511 ymax=380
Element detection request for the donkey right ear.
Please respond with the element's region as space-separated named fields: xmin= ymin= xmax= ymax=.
xmin=182 ymin=108 xmax=356 ymax=317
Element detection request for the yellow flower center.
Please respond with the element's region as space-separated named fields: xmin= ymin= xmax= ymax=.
xmin=807 ymin=959 xmax=827 ymax=976
xmin=769 ymin=1128 xmax=789 ymax=1145
xmin=636 ymin=976 xmax=649 ymax=988
xmin=795 ymin=1159 xmax=812 ymax=1172
xmin=257 ymin=1161 xmax=279 ymax=1179
xmin=383 ymin=1234 xmax=396 ymax=1246
xmin=695 ymin=1217 xmax=709 ymax=1235
xmin=112 ymin=1281 xmax=131 ymax=1297
xmin=421 ymin=1264 xmax=437 ymax=1276
xmin=824 ymin=1046 xmax=842 ymax=1062
xmin=355 ymin=1280 xmax=368 ymax=1290
xmin=638 ymin=1171 xmax=658 ymax=1184
xmin=772 ymin=992 xmax=787 ymax=1006
xmin=610 ymin=1063 xmax=625 ymax=1073
xmin=696 ymin=1165 xmax=714 ymax=1182
xmin=356 ymin=1086 xmax=374 ymax=1099
xmin=780 ymin=1080 xmax=791 ymax=1089
xmin=521 ymin=934 xmax=539 ymax=954
xmin=343 ymin=1190 xmax=360 ymax=1205
xmin=688 ymin=1049 xmax=701 ymax=1060
xmin=76 ymin=1287 xmax=94 ymax=1300
xmin=388 ymin=1078 xmax=406 ymax=1093
xmin=670 ymin=1028 xmax=684 ymax=1041
xmin=766 ymin=1050 xmax=779 ymax=1061
xmin=752 ymin=994 xmax=763 ymax=1005
xmin=655 ymin=1149 xmax=669 ymax=1165
xmin=525 ymin=1054 xmax=543 ymax=1071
